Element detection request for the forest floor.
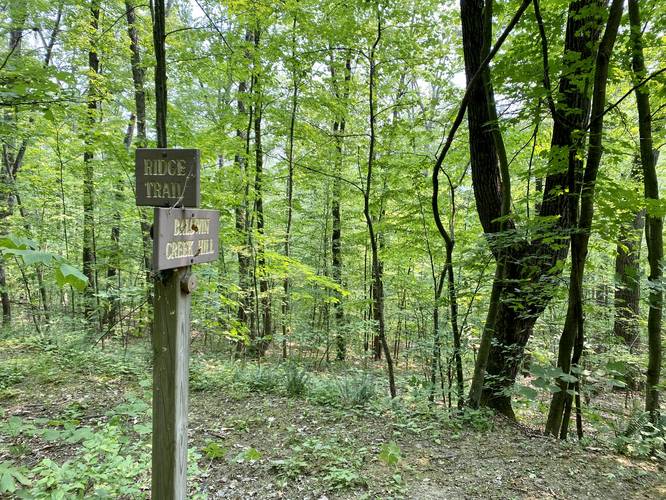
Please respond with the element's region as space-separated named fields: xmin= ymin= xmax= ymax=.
xmin=1 ymin=328 xmax=665 ymax=499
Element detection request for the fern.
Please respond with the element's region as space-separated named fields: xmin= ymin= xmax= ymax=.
xmin=621 ymin=410 xmax=649 ymax=438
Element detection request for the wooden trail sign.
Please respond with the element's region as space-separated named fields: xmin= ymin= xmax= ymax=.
xmin=133 ymin=146 xmax=219 ymax=499
xmin=153 ymin=208 xmax=220 ymax=271
xmin=136 ymin=148 xmax=200 ymax=207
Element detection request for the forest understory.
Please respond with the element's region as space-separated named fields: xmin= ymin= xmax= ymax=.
xmin=3 ymin=0 xmax=666 ymax=497
xmin=1 ymin=323 xmax=664 ymax=499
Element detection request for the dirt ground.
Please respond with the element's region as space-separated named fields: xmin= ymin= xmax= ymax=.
xmin=2 ymin=371 xmax=665 ymax=499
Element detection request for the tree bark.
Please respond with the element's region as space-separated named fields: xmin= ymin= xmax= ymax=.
xmin=613 ymin=161 xmax=644 ymax=350
xmin=235 ymin=90 xmax=252 ymax=347
xmin=0 ymin=263 xmax=9 ymax=325
xmin=364 ymin=9 xmax=396 ymax=398
xmin=252 ymin=26 xmax=271 ymax=356
xmin=330 ymin=53 xmax=351 ymax=361
xmin=82 ymin=0 xmax=100 ymax=329
xmin=125 ymin=0 xmax=151 ymax=298
xmin=458 ymin=0 xmax=604 ymax=417
xmin=545 ymin=0 xmax=624 ymax=438
xmin=152 ymin=0 xmax=167 ymax=149
xmin=628 ymin=0 xmax=662 ymax=423
xmin=0 ymin=6 xmax=25 ymax=326
xmin=282 ymin=17 xmax=298 ymax=360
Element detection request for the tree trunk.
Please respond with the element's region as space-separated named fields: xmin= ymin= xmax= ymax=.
xmin=330 ymin=54 xmax=351 ymax=361
xmin=446 ymin=240 xmax=464 ymax=409
xmin=628 ymin=0 xmax=663 ymax=423
xmin=0 ymin=10 xmax=24 ymax=326
xmin=82 ymin=0 xmax=100 ymax=329
xmin=235 ymin=85 xmax=253 ymax=351
xmin=430 ymin=268 xmax=445 ymax=403
xmin=252 ymin=26 xmax=271 ymax=356
xmin=545 ymin=0 xmax=624 ymax=438
xmin=103 ymin=115 xmax=135 ymax=330
xmin=282 ymin=18 xmax=298 ymax=360
xmin=364 ymin=9 xmax=396 ymax=398
xmin=459 ymin=0 xmax=603 ymax=417
xmin=152 ymin=0 xmax=167 ymax=148
xmin=613 ymin=162 xmax=644 ymax=350
xmin=125 ymin=0 xmax=151 ymax=307
xmin=0 ymin=262 xmax=9 ymax=325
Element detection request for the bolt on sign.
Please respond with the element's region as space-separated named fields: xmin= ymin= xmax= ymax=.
xmin=153 ymin=208 xmax=220 ymax=271
xmin=136 ymin=148 xmax=200 ymax=207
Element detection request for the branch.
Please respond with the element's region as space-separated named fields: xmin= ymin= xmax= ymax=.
xmin=94 ymin=298 xmax=149 ymax=346
xmin=587 ymin=66 xmax=666 ymax=129
xmin=432 ymin=0 xmax=532 ymax=245
xmin=193 ymin=0 xmax=233 ymax=53
xmin=0 ymin=31 xmax=23 ymax=72
xmin=533 ymin=0 xmax=573 ymax=128
xmin=293 ymin=159 xmax=363 ymax=194
xmin=96 ymin=3 xmax=149 ymax=42
xmin=43 ymin=2 xmax=64 ymax=66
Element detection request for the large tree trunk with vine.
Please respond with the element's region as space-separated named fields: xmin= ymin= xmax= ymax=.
xmin=545 ymin=0 xmax=623 ymax=438
xmin=252 ymin=26 xmax=271 ymax=357
xmin=461 ymin=0 xmax=603 ymax=417
xmin=365 ymin=9 xmax=395 ymax=397
xmin=628 ymin=0 xmax=662 ymax=423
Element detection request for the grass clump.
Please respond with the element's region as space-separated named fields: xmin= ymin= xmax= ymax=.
xmin=338 ymin=373 xmax=376 ymax=408
xmin=284 ymin=363 xmax=309 ymax=397
xmin=243 ymin=365 xmax=281 ymax=393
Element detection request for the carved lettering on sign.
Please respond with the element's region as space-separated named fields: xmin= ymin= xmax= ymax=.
xmin=136 ymin=149 xmax=200 ymax=207
xmin=153 ymin=208 xmax=220 ymax=270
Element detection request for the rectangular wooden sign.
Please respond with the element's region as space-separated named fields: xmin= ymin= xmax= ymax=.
xmin=153 ymin=208 xmax=219 ymax=270
xmin=136 ymin=148 xmax=200 ymax=207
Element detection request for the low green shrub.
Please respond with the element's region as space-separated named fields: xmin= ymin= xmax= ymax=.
xmin=613 ymin=410 xmax=666 ymax=459
xmin=243 ymin=365 xmax=280 ymax=393
xmin=284 ymin=363 xmax=309 ymax=397
xmin=0 ymin=363 xmax=27 ymax=390
xmin=308 ymin=378 xmax=340 ymax=406
xmin=338 ymin=373 xmax=376 ymax=408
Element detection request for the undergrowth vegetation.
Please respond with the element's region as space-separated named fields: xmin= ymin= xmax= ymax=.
xmin=0 ymin=325 xmax=663 ymax=498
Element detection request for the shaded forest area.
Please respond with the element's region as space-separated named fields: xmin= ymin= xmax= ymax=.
xmin=1 ymin=0 xmax=666 ymax=497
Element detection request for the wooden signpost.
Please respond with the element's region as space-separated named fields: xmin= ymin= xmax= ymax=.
xmin=136 ymin=148 xmax=218 ymax=500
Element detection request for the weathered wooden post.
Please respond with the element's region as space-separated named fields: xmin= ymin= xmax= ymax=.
xmin=136 ymin=149 xmax=219 ymax=499
xmin=152 ymin=266 xmax=191 ymax=499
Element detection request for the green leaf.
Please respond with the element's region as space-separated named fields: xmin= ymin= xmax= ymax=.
xmin=0 ymin=470 xmax=16 ymax=494
xmin=10 ymin=469 xmax=30 ymax=487
xmin=4 ymin=249 xmax=54 ymax=266
xmin=55 ymin=263 xmax=88 ymax=291
xmin=379 ymin=441 xmax=401 ymax=466
xmin=515 ymin=385 xmax=539 ymax=400
xmin=133 ymin=423 xmax=151 ymax=436
xmin=559 ymin=373 xmax=578 ymax=384
xmin=0 ymin=235 xmax=37 ymax=251
xmin=202 ymin=441 xmax=227 ymax=460
xmin=243 ymin=447 xmax=262 ymax=461
xmin=235 ymin=447 xmax=262 ymax=462
xmin=0 ymin=463 xmax=31 ymax=493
